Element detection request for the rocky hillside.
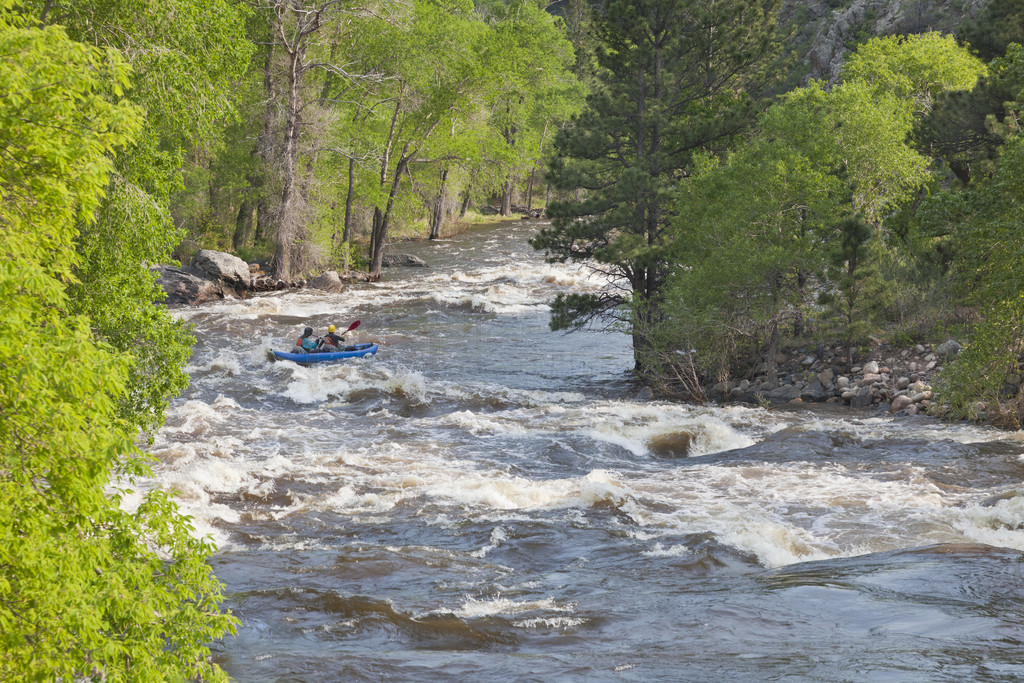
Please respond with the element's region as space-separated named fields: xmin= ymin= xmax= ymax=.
xmin=782 ymin=0 xmax=991 ymax=84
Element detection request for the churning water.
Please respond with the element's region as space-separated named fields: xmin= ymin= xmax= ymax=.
xmin=146 ymin=221 xmax=1024 ymax=681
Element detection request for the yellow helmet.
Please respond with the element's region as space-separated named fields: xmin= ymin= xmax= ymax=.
xmin=328 ymin=324 xmax=336 ymax=333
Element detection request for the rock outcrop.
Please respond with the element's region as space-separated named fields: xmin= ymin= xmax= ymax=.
xmin=790 ymin=0 xmax=988 ymax=84
xmin=155 ymin=249 xmax=306 ymax=305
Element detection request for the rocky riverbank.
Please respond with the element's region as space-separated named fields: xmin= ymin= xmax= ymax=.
xmin=714 ymin=338 xmax=965 ymax=417
xmin=152 ymin=248 xmax=426 ymax=306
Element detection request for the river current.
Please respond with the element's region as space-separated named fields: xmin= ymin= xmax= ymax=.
xmin=145 ymin=220 xmax=1024 ymax=681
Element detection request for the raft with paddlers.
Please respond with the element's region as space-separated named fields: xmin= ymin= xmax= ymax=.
xmin=270 ymin=342 xmax=377 ymax=364
xmin=269 ymin=320 xmax=377 ymax=364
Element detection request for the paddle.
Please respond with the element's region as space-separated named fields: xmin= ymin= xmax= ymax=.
xmin=332 ymin=320 xmax=362 ymax=352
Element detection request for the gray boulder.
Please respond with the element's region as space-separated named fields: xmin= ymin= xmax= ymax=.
xmin=936 ymin=339 xmax=962 ymax=357
xmin=764 ymin=383 xmax=804 ymax=403
xmin=152 ymin=265 xmax=224 ymax=305
xmin=890 ymin=394 xmax=914 ymax=413
xmin=800 ymin=380 xmax=829 ymax=402
xmin=193 ymin=249 xmax=252 ymax=288
xmin=382 ymin=253 xmax=428 ymax=268
xmin=308 ymin=270 xmax=345 ymax=293
xmin=850 ymin=387 xmax=876 ymax=409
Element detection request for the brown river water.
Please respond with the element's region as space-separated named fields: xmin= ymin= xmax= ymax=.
xmin=141 ymin=220 xmax=1024 ymax=681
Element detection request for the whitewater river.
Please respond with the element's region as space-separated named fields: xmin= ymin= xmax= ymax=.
xmin=147 ymin=220 xmax=1024 ymax=681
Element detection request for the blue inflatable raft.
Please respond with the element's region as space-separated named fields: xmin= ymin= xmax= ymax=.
xmin=270 ymin=342 xmax=378 ymax=364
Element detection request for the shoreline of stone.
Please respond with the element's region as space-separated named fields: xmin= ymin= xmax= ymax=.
xmin=152 ymin=248 xmax=427 ymax=306
xmin=711 ymin=338 xmax=965 ymax=419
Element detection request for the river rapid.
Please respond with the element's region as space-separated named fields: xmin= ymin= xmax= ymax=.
xmin=146 ymin=220 xmax=1024 ymax=681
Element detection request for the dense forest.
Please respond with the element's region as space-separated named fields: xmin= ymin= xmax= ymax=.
xmin=2 ymin=0 xmax=1024 ymax=678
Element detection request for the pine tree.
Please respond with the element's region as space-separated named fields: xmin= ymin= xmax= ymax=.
xmin=531 ymin=0 xmax=779 ymax=373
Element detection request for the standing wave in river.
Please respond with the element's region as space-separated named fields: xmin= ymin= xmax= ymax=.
xmin=142 ymin=221 xmax=1024 ymax=681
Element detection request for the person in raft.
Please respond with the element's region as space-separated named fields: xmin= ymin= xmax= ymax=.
xmin=317 ymin=324 xmax=346 ymax=352
xmin=291 ymin=327 xmax=319 ymax=354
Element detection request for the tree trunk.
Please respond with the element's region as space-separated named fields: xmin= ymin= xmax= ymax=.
xmin=232 ymin=198 xmax=255 ymax=252
xmin=343 ymin=156 xmax=355 ymax=244
xmin=271 ymin=45 xmax=303 ymax=282
xmin=766 ymin=321 xmax=780 ymax=389
xmin=255 ymin=196 xmax=271 ymax=244
xmin=369 ymin=151 xmax=410 ymax=280
xmin=252 ymin=30 xmax=276 ymax=248
xmin=459 ymin=186 xmax=471 ymax=217
xmin=500 ymin=120 xmax=516 ymax=216
xmin=429 ymin=167 xmax=450 ymax=240
xmin=500 ymin=180 xmax=513 ymax=216
xmin=793 ymin=269 xmax=807 ymax=337
xmin=527 ymin=122 xmax=548 ymax=212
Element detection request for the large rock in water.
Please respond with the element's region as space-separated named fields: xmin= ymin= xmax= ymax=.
xmin=648 ymin=431 xmax=693 ymax=458
xmin=193 ymin=249 xmax=251 ymax=288
xmin=308 ymin=270 xmax=345 ymax=293
xmin=152 ymin=265 xmax=224 ymax=305
xmin=382 ymin=253 xmax=428 ymax=268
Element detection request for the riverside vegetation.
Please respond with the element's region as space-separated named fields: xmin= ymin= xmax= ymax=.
xmin=3 ymin=0 xmax=1024 ymax=679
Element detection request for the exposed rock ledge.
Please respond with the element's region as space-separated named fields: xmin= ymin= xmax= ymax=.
xmin=154 ymin=249 xmax=315 ymax=305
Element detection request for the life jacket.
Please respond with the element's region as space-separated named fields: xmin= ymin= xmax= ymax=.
xmin=300 ymin=336 xmax=318 ymax=351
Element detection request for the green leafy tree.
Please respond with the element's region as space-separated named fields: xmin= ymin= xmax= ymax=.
xmin=26 ymin=0 xmax=253 ymax=433
xmin=654 ymin=34 xmax=981 ymax=391
xmin=660 ymin=134 xmax=839 ymax=391
xmin=841 ymin=33 xmax=987 ymax=116
xmin=479 ymin=0 xmax=581 ymax=215
xmin=362 ymin=0 xmax=494 ymax=279
xmin=933 ymin=135 xmax=1024 ymax=426
xmin=0 ymin=7 xmax=235 ymax=678
xmin=658 ymin=76 xmax=928 ymax=388
xmin=531 ymin=0 xmax=780 ymax=373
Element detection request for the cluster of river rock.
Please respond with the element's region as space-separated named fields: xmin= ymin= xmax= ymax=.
xmin=715 ymin=339 xmax=964 ymax=416
xmin=152 ymin=248 xmax=425 ymax=306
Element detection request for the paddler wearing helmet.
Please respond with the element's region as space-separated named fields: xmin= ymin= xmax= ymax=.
xmin=291 ymin=327 xmax=317 ymax=354
xmin=318 ymin=323 xmax=347 ymax=352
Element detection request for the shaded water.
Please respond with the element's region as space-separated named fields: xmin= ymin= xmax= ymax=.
xmin=146 ymin=221 xmax=1024 ymax=681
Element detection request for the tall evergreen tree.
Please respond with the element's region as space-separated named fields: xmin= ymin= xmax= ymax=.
xmin=530 ymin=0 xmax=779 ymax=373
